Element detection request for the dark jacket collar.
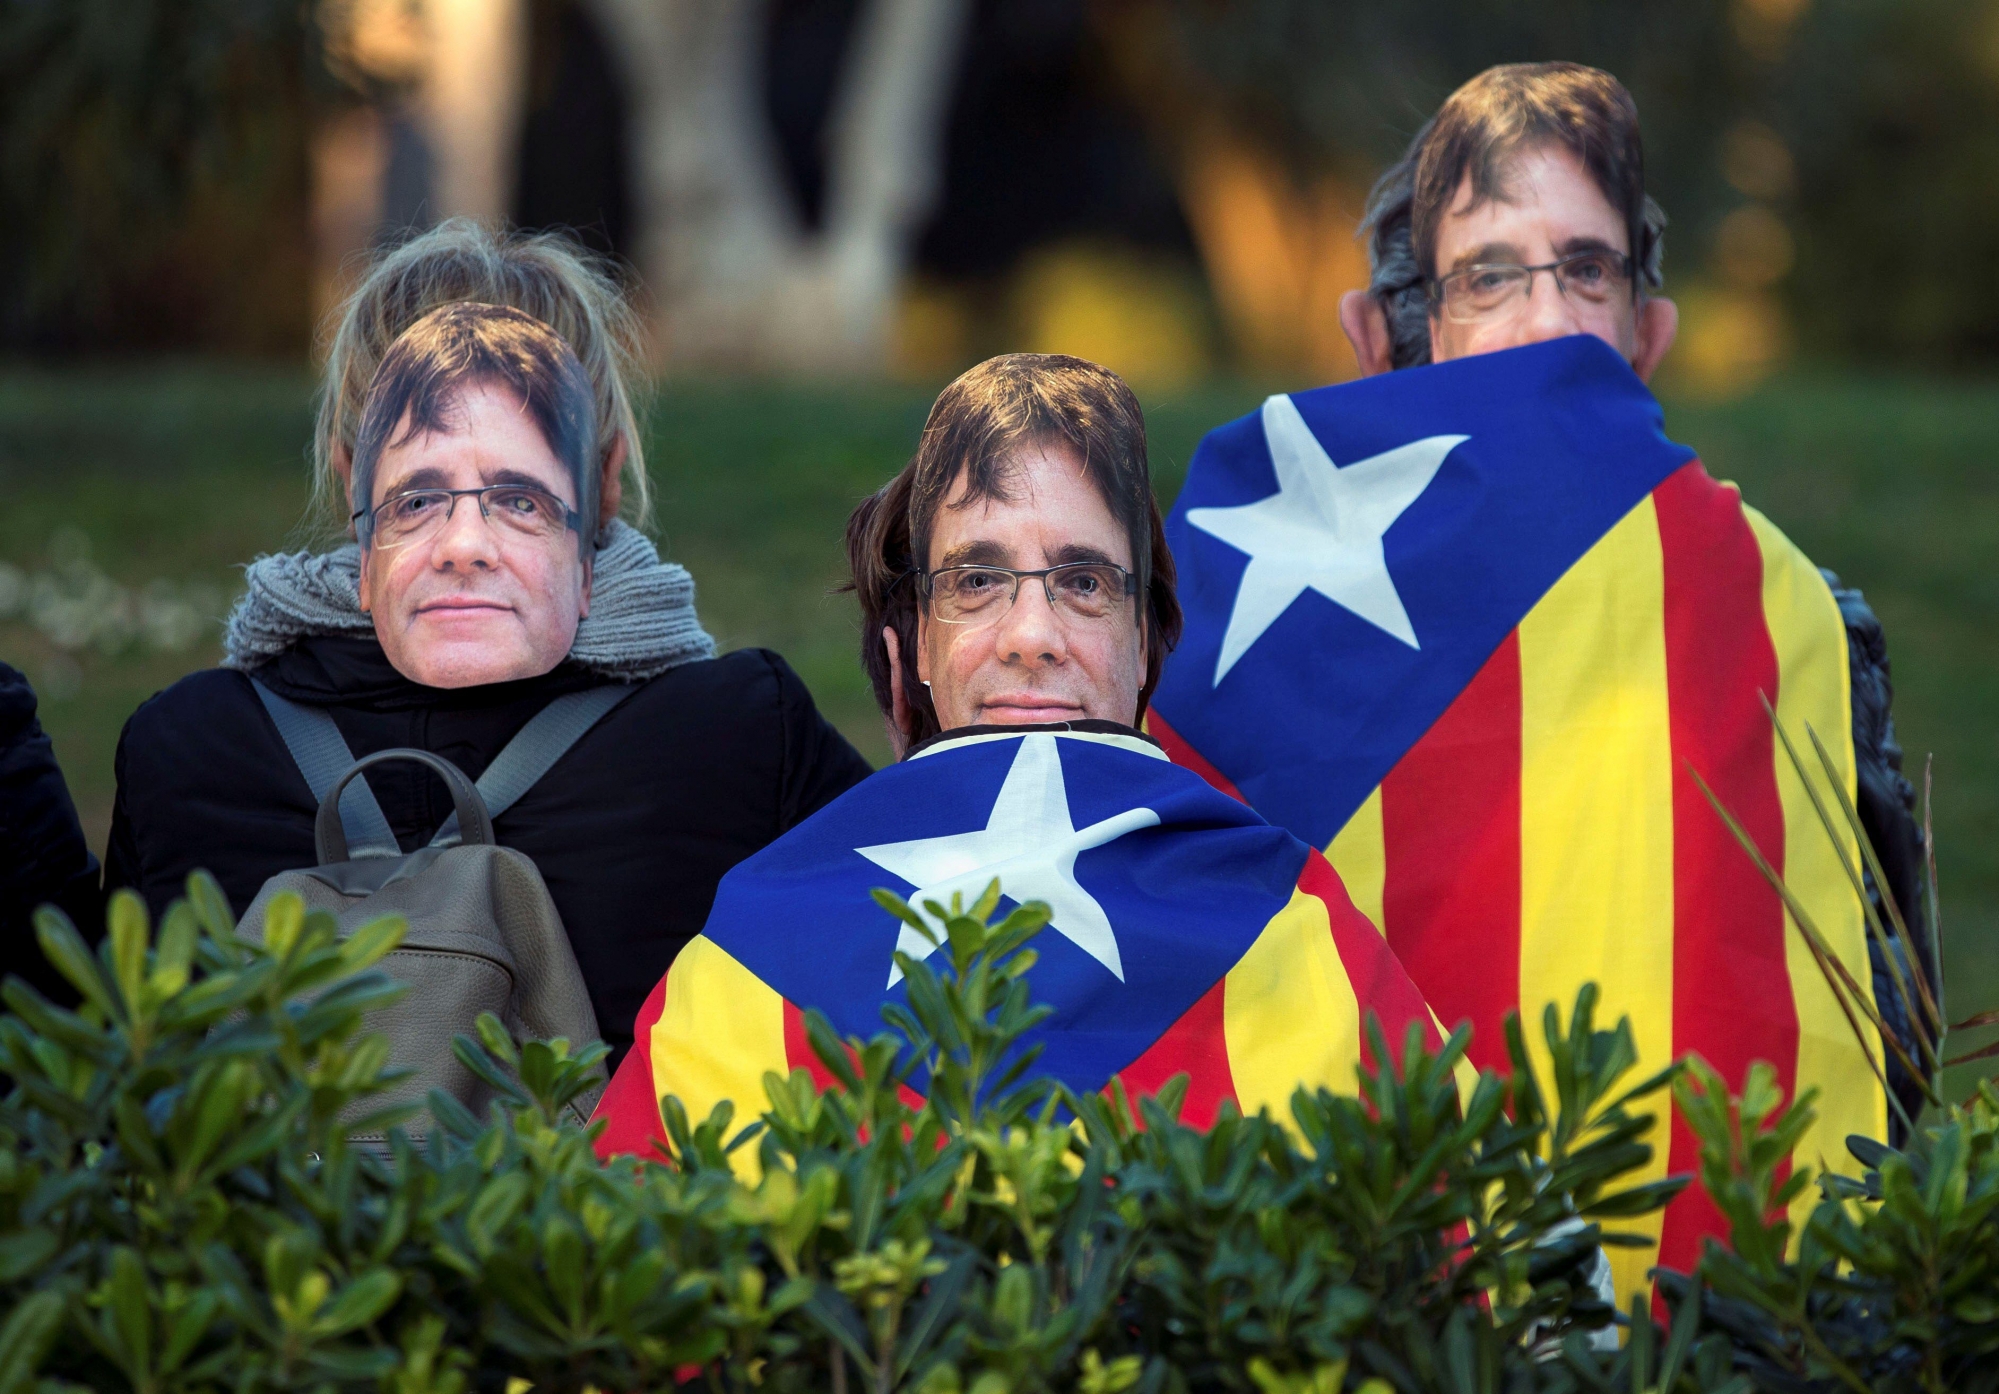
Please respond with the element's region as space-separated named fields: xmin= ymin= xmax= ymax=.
xmin=903 ymin=718 xmax=1161 ymax=761
xmin=248 ymin=634 xmax=603 ymax=711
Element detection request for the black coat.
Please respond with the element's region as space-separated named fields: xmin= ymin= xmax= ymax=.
xmin=1827 ymin=572 xmax=1934 ymax=1138
xmin=0 ymin=662 xmax=102 ymax=1004
xmin=104 ymin=636 xmax=872 ymax=1066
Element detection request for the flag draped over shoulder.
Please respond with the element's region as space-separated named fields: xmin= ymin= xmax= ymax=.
xmin=1146 ymin=335 xmax=1883 ymax=1303
xmin=592 ymin=727 xmax=1443 ymax=1170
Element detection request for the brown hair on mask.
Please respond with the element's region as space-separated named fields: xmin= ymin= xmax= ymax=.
xmin=844 ymin=353 xmax=1181 ymax=751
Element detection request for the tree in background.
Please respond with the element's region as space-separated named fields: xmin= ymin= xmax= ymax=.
xmin=1772 ymin=0 xmax=1999 ymax=364
xmin=6 ymin=0 xmax=1997 ymax=375
xmin=588 ymin=0 xmax=972 ymax=373
xmin=1099 ymin=0 xmax=1999 ymax=387
xmin=0 ymin=0 xmax=325 ymax=354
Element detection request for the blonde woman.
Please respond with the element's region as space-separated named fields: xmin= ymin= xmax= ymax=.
xmin=105 ymin=223 xmax=870 ymax=1069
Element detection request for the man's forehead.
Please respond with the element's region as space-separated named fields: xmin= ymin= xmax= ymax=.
xmin=1439 ymin=143 xmax=1627 ymax=250
xmin=929 ymin=446 xmax=1130 ymax=563
xmin=373 ymin=389 xmax=573 ymax=501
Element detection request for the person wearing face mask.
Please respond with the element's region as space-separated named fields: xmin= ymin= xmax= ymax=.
xmin=1146 ymin=64 xmax=1928 ymax=1304
xmin=590 ymin=355 xmax=1464 ymax=1179
xmin=1336 ymin=66 xmax=1923 ymax=1024
xmin=104 ymin=230 xmax=871 ymax=1071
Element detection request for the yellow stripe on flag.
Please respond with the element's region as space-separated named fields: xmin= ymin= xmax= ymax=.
xmin=1517 ymin=495 xmax=1677 ymax=1306
xmin=1224 ymin=885 xmax=1364 ymax=1130
xmin=1327 ymin=785 xmax=1387 ymax=935
xmin=1744 ymin=505 xmax=1884 ymax=1224
xmin=651 ymin=935 xmax=787 ymax=1179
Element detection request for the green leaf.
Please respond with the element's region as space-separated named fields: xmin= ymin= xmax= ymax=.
xmin=32 ymin=906 xmax=115 ymax=1018
xmin=311 ymin=1269 xmax=402 ymax=1337
xmin=159 ymin=1290 xmax=219 ymax=1374
xmin=0 ymin=1290 xmax=64 ymax=1394
xmin=107 ymin=1245 xmax=153 ymax=1381
xmin=0 ymin=1229 xmax=58 ymax=1283
xmin=105 ymin=890 xmax=151 ymax=1014
xmin=153 ymin=900 xmax=198 ymax=996
xmin=541 ymin=1212 xmax=587 ymax=1325
xmin=184 ymin=870 xmax=238 ymax=941
xmin=262 ymin=891 xmax=305 ymax=957
xmin=339 ymin=914 xmax=407 ymax=972
xmin=465 ymin=1172 xmax=531 ymax=1256
xmin=473 ymin=1011 xmax=519 ymax=1069
xmin=873 ymin=887 xmax=942 ymax=947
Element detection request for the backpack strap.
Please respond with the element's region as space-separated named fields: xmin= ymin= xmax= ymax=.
xmin=250 ymin=679 xmax=402 ymax=859
xmin=429 ymin=684 xmax=638 ymax=847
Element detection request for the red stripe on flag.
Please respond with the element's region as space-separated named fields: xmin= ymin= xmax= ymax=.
xmin=1115 ymin=977 xmax=1234 ymax=1130
xmin=1300 ymin=850 xmax=1443 ymax=1071
xmin=1147 ymin=708 xmax=1248 ymax=804
xmin=1655 ymin=461 xmax=1797 ymax=1280
xmin=1379 ymin=631 xmax=1523 ymax=1075
xmin=785 ymin=998 xmax=927 ymax=1113
xmin=783 ymin=998 xmax=844 ymax=1094
xmin=592 ymin=973 xmax=671 ymax=1162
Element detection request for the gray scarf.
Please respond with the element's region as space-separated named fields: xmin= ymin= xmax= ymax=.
xmin=222 ymin=520 xmax=717 ymax=681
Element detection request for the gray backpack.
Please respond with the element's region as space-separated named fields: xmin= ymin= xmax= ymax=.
xmin=238 ymin=682 xmax=632 ymax=1138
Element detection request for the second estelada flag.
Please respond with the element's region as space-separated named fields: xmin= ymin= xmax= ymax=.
xmin=1147 ymin=334 xmax=1883 ymax=1302
xmin=592 ymin=726 xmax=1442 ymax=1170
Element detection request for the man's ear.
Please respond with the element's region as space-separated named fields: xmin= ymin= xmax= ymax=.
xmin=882 ymin=626 xmax=912 ymax=760
xmin=598 ymin=434 xmax=627 ymax=528
xmin=1338 ymin=290 xmax=1397 ymax=377
xmin=332 ymin=440 xmax=357 ymax=535
xmin=357 ymin=549 xmax=372 ymax=616
xmin=1631 ymin=296 xmax=1679 ymax=384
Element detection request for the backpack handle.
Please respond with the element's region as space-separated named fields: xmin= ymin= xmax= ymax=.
xmin=316 ymin=748 xmax=494 ymax=865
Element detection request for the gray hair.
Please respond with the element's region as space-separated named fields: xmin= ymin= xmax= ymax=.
xmin=1359 ymin=153 xmax=1442 ymax=371
xmin=314 ymin=218 xmax=651 ymax=538
xmin=1359 ymin=64 xmax=1670 ymax=371
xmin=350 ymin=302 xmax=599 ymax=547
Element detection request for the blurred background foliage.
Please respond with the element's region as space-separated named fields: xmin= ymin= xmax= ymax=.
xmin=0 ymin=0 xmax=1994 ymax=1056
xmin=3 ymin=0 xmax=1999 ymax=381
xmin=0 ymin=0 xmax=323 ymax=353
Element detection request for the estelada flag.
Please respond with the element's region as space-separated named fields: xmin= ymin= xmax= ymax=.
xmin=1146 ymin=335 xmax=1883 ymax=1302
xmin=592 ymin=726 xmax=1444 ymax=1172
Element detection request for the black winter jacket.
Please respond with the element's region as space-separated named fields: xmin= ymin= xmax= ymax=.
xmin=104 ymin=637 xmax=873 ymax=1066
xmin=1827 ymin=573 xmax=1934 ymax=1138
xmin=0 ymin=662 xmax=102 ymax=1003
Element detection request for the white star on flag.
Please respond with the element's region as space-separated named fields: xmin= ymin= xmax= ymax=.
xmin=1185 ymin=393 xmax=1468 ymax=684
xmin=856 ymin=734 xmax=1160 ymax=988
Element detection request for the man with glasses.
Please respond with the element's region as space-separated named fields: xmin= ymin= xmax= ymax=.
xmin=1332 ymin=62 xmax=1926 ymax=1121
xmin=1147 ymin=64 xmax=1929 ymax=1301
xmin=848 ymin=353 xmax=1178 ymax=754
xmin=105 ymin=301 xmax=871 ymax=1070
xmin=590 ymin=356 xmax=1460 ymax=1171
xmin=1334 ymin=64 xmax=1678 ymax=383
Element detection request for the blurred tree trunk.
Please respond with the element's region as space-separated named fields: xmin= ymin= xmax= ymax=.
xmin=421 ymin=0 xmax=530 ymax=222
xmin=586 ymin=0 xmax=970 ymax=373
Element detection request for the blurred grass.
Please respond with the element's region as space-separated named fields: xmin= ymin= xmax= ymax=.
xmin=0 ymin=364 xmax=1992 ymax=1041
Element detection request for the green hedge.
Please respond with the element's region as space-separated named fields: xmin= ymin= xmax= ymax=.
xmin=0 ymin=878 xmax=1993 ymax=1394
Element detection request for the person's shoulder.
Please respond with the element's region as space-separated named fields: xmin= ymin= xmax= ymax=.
xmin=612 ymin=650 xmax=837 ymax=762
xmin=120 ymin=666 xmax=261 ymax=748
xmin=1818 ymin=567 xmax=1891 ymax=664
xmin=0 ymin=661 xmax=36 ymax=732
xmin=623 ymin=648 xmax=804 ymax=710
